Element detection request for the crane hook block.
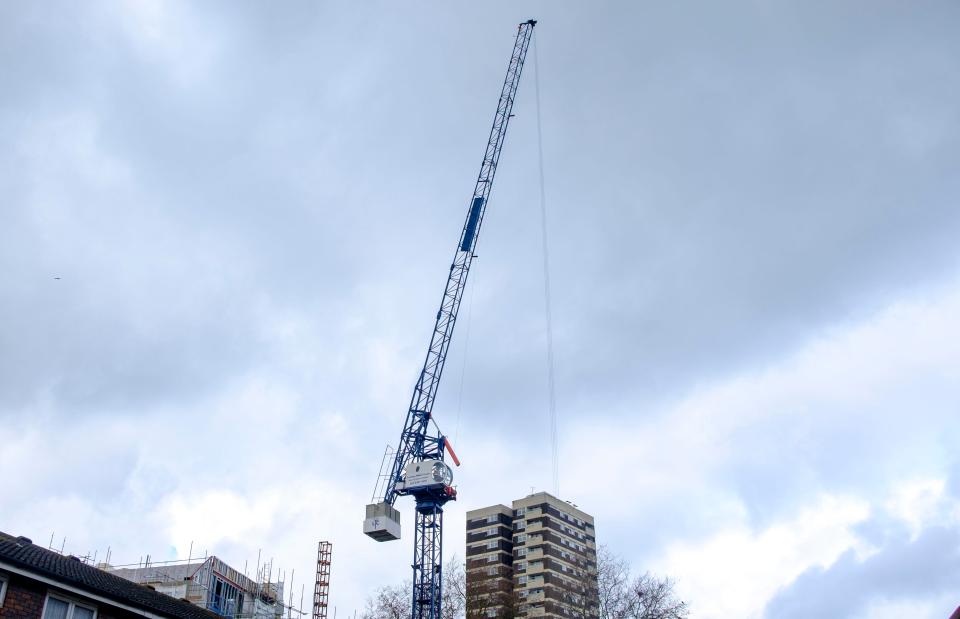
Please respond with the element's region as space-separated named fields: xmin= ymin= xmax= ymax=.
xmin=460 ymin=197 xmax=485 ymax=252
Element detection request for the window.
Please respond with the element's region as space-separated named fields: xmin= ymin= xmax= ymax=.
xmin=0 ymin=573 xmax=7 ymax=608
xmin=514 ymin=521 xmax=526 ymax=530
xmin=211 ymin=575 xmax=245 ymax=617
xmin=516 ymin=548 xmax=527 ymax=556
xmin=42 ymin=594 xmax=96 ymax=619
xmin=486 ymin=528 xmax=497 ymax=537
xmin=487 ymin=540 xmax=498 ymax=549
xmin=486 ymin=514 xmax=498 ymax=524
xmin=487 ymin=555 xmax=497 ymax=563
xmin=485 ymin=609 xmax=497 ymax=618
xmin=518 ymin=575 xmax=528 ymax=584
xmin=486 ymin=567 xmax=498 ymax=576
xmin=515 ymin=534 xmax=527 ymax=543
xmin=515 ymin=507 xmax=526 ymax=517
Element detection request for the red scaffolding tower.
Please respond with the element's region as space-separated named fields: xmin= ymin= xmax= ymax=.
xmin=312 ymin=541 xmax=332 ymax=619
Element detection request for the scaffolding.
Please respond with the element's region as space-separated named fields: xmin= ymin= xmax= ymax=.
xmin=45 ymin=534 xmax=308 ymax=619
xmin=312 ymin=542 xmax=332 ymax=619
xmin=105 ymin=554 xmax=301 ymax=619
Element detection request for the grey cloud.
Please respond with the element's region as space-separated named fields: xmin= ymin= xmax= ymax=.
xmin=763 ymin=522 xmax=960 ymax=619
xmin=5 ymin=1 xmax=959 ymax=421
xmin=709 ymin=384 xmax=960 ymax=531
xmin=948 ymin=464 xmax=960 ymax=502
xmin=393 ymin=0 xmax=960 ymax=450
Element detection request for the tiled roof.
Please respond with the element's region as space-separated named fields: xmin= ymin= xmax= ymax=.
xmin=0 ymin=532 xmax=218 ymax=619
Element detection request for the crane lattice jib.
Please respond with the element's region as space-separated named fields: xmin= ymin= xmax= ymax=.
xmin=382 ymin=20 xmax=536 ymax=505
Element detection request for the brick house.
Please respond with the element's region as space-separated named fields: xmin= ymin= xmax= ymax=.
xmin=0 ymin=532 xmax=217 ymax=619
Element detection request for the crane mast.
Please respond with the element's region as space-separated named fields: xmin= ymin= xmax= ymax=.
xmin=363 ymin=19 xmax=537 ymax=619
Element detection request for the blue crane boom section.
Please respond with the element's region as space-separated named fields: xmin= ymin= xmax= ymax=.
xmin=382 ymin=20 xmax=537 ymax=506
xmin=362 ymin=19 xmax=536 ymax=619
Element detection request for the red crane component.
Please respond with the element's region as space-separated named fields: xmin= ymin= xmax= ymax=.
xmin=444 ymin=438 xmax=461 ymax=467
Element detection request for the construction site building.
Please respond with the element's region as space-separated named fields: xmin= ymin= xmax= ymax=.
xmin=106 ymin=556 xmax=286 ymax=619
xmin=466 ymin=492 xmax=599 ymax=619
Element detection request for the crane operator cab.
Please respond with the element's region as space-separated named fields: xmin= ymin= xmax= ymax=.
xmin=363 ymin=459 xmax=456 ymax=542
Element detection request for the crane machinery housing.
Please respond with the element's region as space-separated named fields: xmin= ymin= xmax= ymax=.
xmin=363 ymin=19 xmax=537 ymax=619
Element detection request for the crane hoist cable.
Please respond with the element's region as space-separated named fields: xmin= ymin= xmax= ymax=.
xmin=533 ymin=29 xmax=560 ymax=498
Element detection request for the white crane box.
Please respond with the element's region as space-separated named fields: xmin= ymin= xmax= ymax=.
xmin=364 ymin=502 xmax=401 ymax=542
xmin=396 ymin=460 xmax=453 ymax=492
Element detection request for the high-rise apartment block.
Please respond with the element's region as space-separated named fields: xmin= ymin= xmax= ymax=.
xmin=465 ymin=492 xmax=598 ymax=619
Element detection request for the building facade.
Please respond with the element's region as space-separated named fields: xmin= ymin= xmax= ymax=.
xmin=466 ymin=493 xmax=598 ymax=619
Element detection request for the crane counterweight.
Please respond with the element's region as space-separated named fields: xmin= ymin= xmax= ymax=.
xmin=363 ymin=502 xmax=401 ymax=542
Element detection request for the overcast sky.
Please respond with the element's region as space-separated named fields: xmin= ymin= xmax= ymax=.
xmin=2 ymin=2 xmax=959 ymax=618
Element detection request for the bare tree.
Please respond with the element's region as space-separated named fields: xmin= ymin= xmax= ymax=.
xmin=597 ymin=545 xmax=632 ymax=619
xmin=361 ymin=582 xmax=407 ymax=619
xmin=363 ymin=557 xmax=467 ymax=619
xmin=461 ymin=557 xmax=519 ymax=619
xmin=465 ymin=579 xmax=517 ymax=619
xmin=596 ymin=546 xmax=688 ymax=619
xmin=626 ymin=573 xmax=687 ymax=619
xmin=443 ymin=556 xmax=467 ymax=619
xmin=365 ymin=551 xmax=685 ymax=619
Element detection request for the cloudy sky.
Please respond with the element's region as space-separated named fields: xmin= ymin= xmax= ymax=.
xmin=2 ymin=2 xmax=959 ymax=618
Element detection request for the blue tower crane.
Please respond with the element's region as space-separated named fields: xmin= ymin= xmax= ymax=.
xmin=363 ymin=19 xmax=537 ymax=619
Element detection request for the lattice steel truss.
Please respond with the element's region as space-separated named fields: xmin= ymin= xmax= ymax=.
xmin=312 ymin=541 xmax=332 ymax=619
xmin=372 ymin=19 xmax=537 ymax=619
xmin=413 ymin=503 xmax=443 ymax=619
xmin=382 ymin=20 xmax=537 ymax=507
